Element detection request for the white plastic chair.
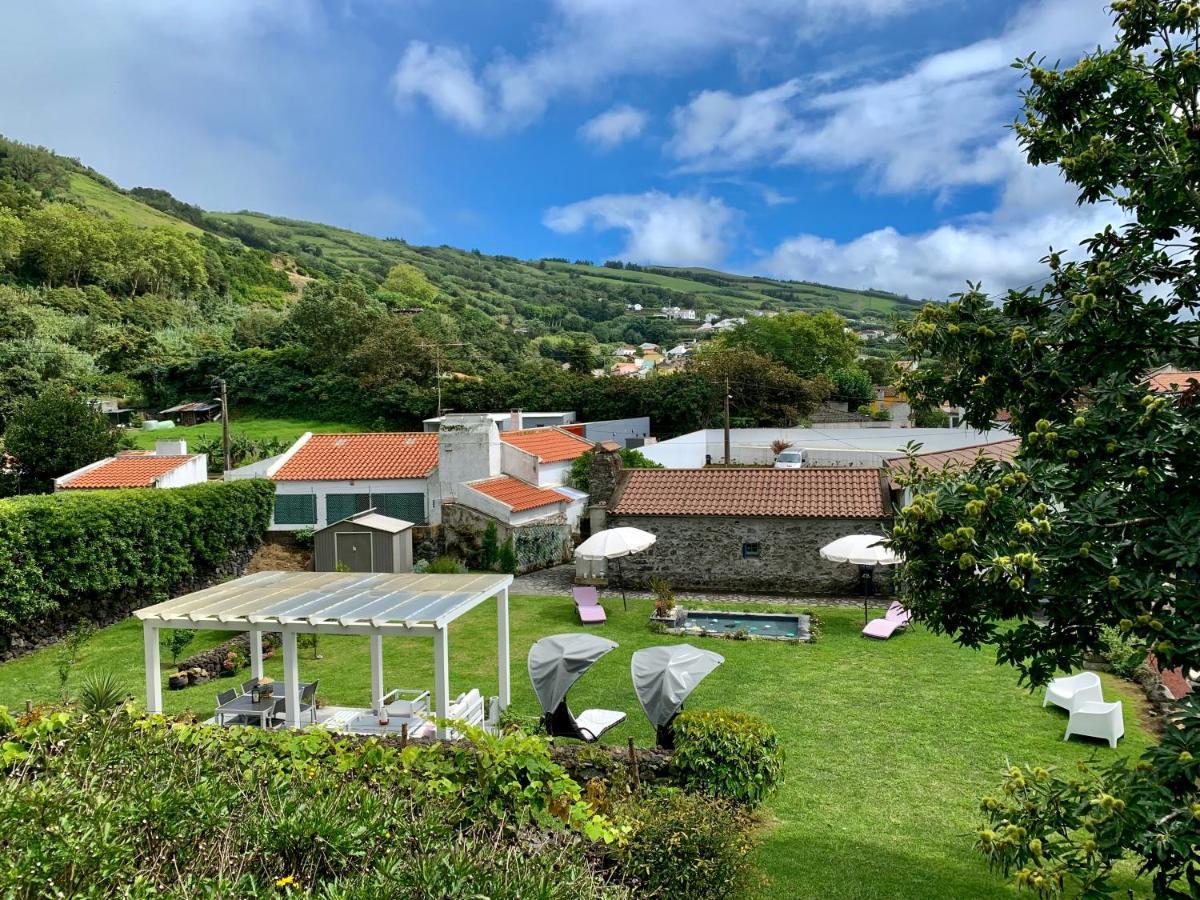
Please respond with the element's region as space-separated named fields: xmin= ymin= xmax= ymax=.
xmin=1065 ymin=698 xmax=1124 ymax=748
xmin=1043 ymin=672 xmax=1102 ymax=711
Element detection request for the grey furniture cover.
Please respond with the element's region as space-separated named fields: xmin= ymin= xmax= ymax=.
xmin=527 ymin=633 xmax=618 ymax=714
xmin=631 ymin=644 xmax=724 ymax=727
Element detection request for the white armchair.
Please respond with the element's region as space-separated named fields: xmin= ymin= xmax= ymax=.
xmin=1065 ymin=699 xmax=1124 ymax=748
xmin=1043 ymin=672 xmax=1102 ymax=711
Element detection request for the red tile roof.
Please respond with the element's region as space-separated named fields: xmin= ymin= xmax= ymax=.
xmin=610 ymin=467 xmax=889 ymax=518
xmin=889 ymin=439 xmax=1021 ymax=474
xmin=467 ymin=476 xmax=570 ymax=511
xmin=500 ymin=427 xmax=593 ymax=463
xmin=272 ymin=433 xmax=438 ymax=481
xmin=60 ymin=456 xmax=196 ymax=489
xmin=1145 ymin=370 xmax=1200 ymax=393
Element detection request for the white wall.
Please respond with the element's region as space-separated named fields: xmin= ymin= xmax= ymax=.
xmin=156 ymin=455 xmax=209 ymax=488
xmin=535 ymin=459 xmax=573 ymax=487
xmin=641 ymin=426 xmax=1012 ymax=468
xmin=272 ymin=477 xmax=433 ymax=530
xmin=437 ymin=415 xmax=501 ymax=501
xmin=500 ymin=443 xmax=538 ymax=484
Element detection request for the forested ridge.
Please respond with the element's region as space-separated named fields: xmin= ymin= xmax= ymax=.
xmin=0 ymin=134 xmax=910 ymax=435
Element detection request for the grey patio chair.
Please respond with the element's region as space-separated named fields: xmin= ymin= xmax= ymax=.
xmin=298 ymin=680 xmax=319 ymax=725
xmin=240 ymin=677 xmax=259 ymax=694
xmin=216 ymin=688 xmax=237 ymax=706
xmin=215 ymin=688 xmax=252 ymax=727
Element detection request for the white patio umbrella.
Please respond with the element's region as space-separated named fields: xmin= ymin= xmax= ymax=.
xmin=574 ymin=526 xmax=657 ymax=611
xmin=820 ymin=534 xmax=901 ymax=623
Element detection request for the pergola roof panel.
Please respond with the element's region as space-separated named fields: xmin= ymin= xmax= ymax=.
xmin=137 ymin=571 xmax=513 ymax=631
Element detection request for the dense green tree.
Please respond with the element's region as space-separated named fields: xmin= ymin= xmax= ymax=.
xmin=378 ymin=262 xmax=438 ymax=308
xmin=21 ymin=203 xmax=114 ymax=288
xmin=284 ymin=279 xmax=383 ymax=369
xmin=690 ymin=348 xmax=830 ymax=427
xmin=717 ymin=310 xmax=859 ymax=378
xmin=830 ymin=366 xmax=873 ymax=404
xmin=860 ymin=355 xmax=895 ymax=386
xmin=893 ymin=3 xmax=1199 ymax=894
xmin=0 ymin=211 xmax=23 ymax=269
xmin=565 ymin=339 xmax=597 ymax=374
xmin=4 ymin=386 xmax=123 ymax=489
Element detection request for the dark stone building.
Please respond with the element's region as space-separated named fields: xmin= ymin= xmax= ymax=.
xmin=605 ymin=467 xmax=893 ymax=595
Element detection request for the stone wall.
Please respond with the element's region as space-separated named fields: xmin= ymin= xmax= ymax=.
xmin=411 ymin=525 xmax=443 ymax=563
xmin=606 ymin=514 xmax=893 ymax=595
xmin=0 ymin=545 xmax=258 ymax=662
xmin=441 ymin=502 xmax=572 ymax=573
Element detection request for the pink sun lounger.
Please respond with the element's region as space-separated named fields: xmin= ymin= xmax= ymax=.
xmin=862 ymin=601 xmax=911 ymax=640
xmin=573 ymin=586 xmax=607 ymax=624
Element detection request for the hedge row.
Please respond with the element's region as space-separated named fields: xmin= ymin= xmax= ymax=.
xmin=0 ymin=480 xmax=275 ymax=628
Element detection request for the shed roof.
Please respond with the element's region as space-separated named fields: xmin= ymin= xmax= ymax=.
xmin=159 ymin=401 xmax=220 ymax=414
xmin=499 ymin=427 xmax=593 ymax=463
xmin=610 ymin=467 xmax=889 ymax=518
xmin=136 ymin=571 xmax=512 ymax=633
xmin=465 ymin=476 xmax=570 ymax=511
xmin=316 ymin=510 xmax=413 ymax=534
xmin=59 ymin=455 xmax=198 ymax=489
xmin=272 ymin=433 xmax=438 ymax=481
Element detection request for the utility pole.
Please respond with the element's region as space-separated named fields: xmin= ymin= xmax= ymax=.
xmin=419 ymin=341 xmax=465 ymax=419
xmin=214 ymin=377 xmax=231 ymax=472
xmin=723 ymin=376 xmax=731 ymax=465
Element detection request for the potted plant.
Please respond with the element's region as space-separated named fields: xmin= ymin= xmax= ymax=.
xmin=650 ymin=577 xmax=677 ymax=623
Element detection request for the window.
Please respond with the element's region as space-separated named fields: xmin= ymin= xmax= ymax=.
xmin=742 ymin=542 xmax=761 ymax=559
xmin=371 ymin=492 xmax=427 ymax=525
xmin=274 ymin=494 xmax=316 ymax=525
xmin=325 ymin=493 xmax=370 ymax=525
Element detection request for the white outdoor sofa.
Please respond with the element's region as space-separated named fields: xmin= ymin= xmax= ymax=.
xmin=1044 ymin=671 xmax=1124 ymax=748
xmin=1043 ymin=671 xmax=1102 ymax=711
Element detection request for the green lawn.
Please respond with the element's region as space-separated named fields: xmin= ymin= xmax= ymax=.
xmin=0 ymin=598 xmax=1153 ymax=898
xmin=126 ymin=414 xmax=365 ymax=452
xmin=67 ymin=174 xmax=204 ymax=234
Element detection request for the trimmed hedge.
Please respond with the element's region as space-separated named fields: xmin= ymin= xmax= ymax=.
xmin=672 ymin=708 xmax=785 ymax=806
xmin=0 ymin=480 xmax=274 ymax=628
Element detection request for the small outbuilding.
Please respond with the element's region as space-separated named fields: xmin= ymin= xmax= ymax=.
xmin=314 ymin=510 xmax=414 ymax=573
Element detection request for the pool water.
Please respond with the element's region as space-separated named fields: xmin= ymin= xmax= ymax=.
xmin=681 ymin=611 xmax=810 ymax=641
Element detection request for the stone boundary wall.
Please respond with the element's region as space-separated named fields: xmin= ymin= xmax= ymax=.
xmin=441 ymin=503 xmax=571 ymax=573
xmin=0 ymin=545 xmax=258 ymax=662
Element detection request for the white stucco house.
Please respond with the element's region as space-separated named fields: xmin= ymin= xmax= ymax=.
xmin=55 ymin=440 xmax=208 ymax=491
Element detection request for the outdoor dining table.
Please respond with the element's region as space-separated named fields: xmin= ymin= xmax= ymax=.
xmin=215 ymin=682 xmax=314 ymax=727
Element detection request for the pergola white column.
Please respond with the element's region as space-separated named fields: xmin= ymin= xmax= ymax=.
xmin=433 ymin=627 xmax=450 ymax=739
xmin=282 ymin=630 xmax=301 ymax=728
xmin=370 ymin=634 xmax=385 ymax=715
xmin=143 ymin=621 xmax=162 ymax=714
xmin=249 ymin=629 xmax=263 ymax=680
xmin=497 ymin=588 xmax=510 ymax=709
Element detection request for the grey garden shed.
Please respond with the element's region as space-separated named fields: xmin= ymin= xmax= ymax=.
xmin=314 ymin=510 xmax=414 ymax=573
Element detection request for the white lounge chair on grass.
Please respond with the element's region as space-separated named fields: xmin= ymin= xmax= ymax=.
xmin=1043 ymin=671 xmax=1102 ymax=711
xmin=1065 ymin=698 xmax=1124 ymax=748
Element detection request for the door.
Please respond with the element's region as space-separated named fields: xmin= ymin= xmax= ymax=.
xmin=335 ymin=531 xmax=373 ymax=572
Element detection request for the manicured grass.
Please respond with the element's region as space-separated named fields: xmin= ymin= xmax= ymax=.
xmin=0 ymin=598 xmax=1153 ymax=898
xmin=125 ymin=414 xmax=365 ymax=452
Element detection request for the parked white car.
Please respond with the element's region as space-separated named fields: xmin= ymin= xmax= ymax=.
xmin=774 ymin=449 xmax=806 ymax=469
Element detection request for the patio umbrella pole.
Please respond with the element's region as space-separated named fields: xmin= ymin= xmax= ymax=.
xmin=617 ymin=557 xmax=628 ymax=612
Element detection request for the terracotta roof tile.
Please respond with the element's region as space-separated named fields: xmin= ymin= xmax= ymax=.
xmin=61 ymin=456 xmax=197 ymax=489
xmin=467 ymin=476 xmax=570 ymax=512
xmin=1145 ymin=370 xmax=1200 ymax=393
xmin=272 ymin=433 xmax=438 ymax=481
xmin=888 ymin=439 xmax=1021 ymax=474
xmin=500 ymin=427 xmax=593 ymax=463
xmin=610 ymin=467 xmax=888 ymax=518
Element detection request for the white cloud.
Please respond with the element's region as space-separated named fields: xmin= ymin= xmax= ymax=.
xmin=544 ymin=191 xmax=735 ymax=266
xmin=668 ymin=0 xmax=1114 ymax=194
xmin=392 ymin=0 xmax=941 ymax=132
xmin=391 ymin=42 xmax=488 ymax=131
xmin=578 ymin=104 xmax=648 ymax=149
xmin=759 ymin=202 xmax=1116 ymax=298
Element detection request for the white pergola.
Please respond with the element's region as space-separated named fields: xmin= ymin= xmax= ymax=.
xmin=135 ymin=571 xmax=513 ymax=738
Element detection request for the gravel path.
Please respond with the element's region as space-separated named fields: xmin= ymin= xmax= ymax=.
xmin=511 ymin=564 xmax=868 ymax=609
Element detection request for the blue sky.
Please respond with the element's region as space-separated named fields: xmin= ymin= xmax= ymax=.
xmin=0 ymin=0 xmax=1121 ymax=298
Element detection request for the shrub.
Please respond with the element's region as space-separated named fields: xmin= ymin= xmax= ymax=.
xmin=163 ymin=628 xmax=195 ymax=665
xmin=53 ymin=620 xmax=95 ymax=700
xmin=0 ymin=479 xmax=274 ymax=629
xmin=77 ymin=671 xmax=127 ymax=714
xmin=608 ymin=790 xmax=761 ymax=899
xmin=498 ymin=537 xmax=518 ymax=575
xmin=425 ymin=555 xmax=467 ymax=574
xmin=293 ymin=527 xmax=315 ymax=548
xmin=672 ymin=708 xmax=784 ymax=806
xmin=481 ymin=521 xmax=500 ymax=569
xmin=649 ymin=577 xmax=675 ymax=617
xmin=1098 ymin=624 xmax=1148 ymax=680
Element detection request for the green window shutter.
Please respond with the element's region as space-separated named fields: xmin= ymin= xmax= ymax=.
xmin=274 ymin=494 xmax=316 ymax=525
xmin=326 ymin=493 xmax=369 ymax=525
xmin=371 ymin=492 xmax=426 ymax=525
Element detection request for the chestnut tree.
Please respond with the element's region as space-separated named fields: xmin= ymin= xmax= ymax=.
xmin=892 ymin=2 xmax=1199 ymax=895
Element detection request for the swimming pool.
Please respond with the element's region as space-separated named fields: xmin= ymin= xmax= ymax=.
xmin=679 ymin=610 xmax=811 ymax=641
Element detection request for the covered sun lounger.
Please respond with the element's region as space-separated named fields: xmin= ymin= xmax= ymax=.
xmin=862 ymin=601 xmax=912 ymax=640
xmin=573 ymin=586 xmax=607 ymax=624
xmin=528 ymin=633 xmax=626 ymax=742
xmin=631 ymin=644 xmax=724 ymax=748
